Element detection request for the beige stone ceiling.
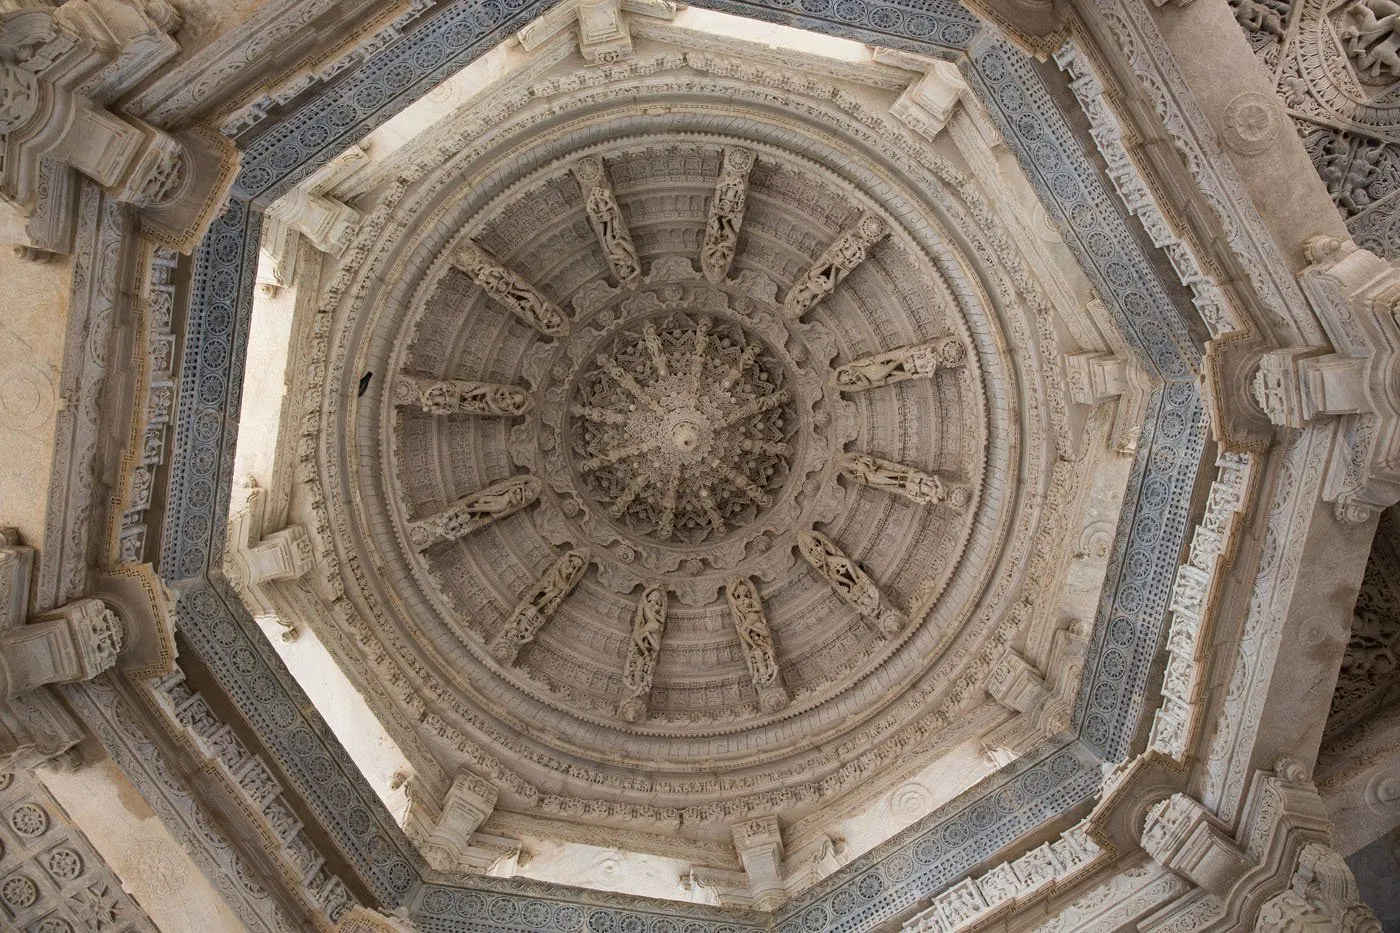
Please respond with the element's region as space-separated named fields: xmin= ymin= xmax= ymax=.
xmin=246 ymin=11 xmax=1139 ymax=896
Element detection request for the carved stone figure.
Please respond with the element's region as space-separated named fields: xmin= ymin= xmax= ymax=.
xmin=797 ymin=530 xmax=902 ymax=635
xmin=394 ymin=376 xmax=533 ymax=417
xmin=408 ymin=476 xmax=541 ymax=550
xmin=573 ymin=156 xmax=642 ymax=287
xmin=834 ymin=336 xmax=967 ymax=391
xmin=701 ymin=147 xmax=755 ymax=284
xmin=725 ymin=577 xmax=789 ymax=712
xmin=491 ymin=549 xmax=591 ymax=664
xmin=782 ymin=212 xmax=889 ymax=319
xmin=454 ymin=242 xmax=569 ymax=336
xmin=840 ymin=452 xmax=960 ymax=506
xmin=618 ymin=585 xmax=667 ymax=722
xmin=1341 ymin=0 xmax=1400 ymax=80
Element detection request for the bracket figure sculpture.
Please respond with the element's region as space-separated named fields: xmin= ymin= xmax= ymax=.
xmin=491 ymin=549 xmax=591 ymax=664
xmin=393 ymin=375 xmax=533 ymax=417
xmin=782 ymin=212 xmax=889 ymax=319
xmin=797 ymin=530 xmax=903 ymax=636
xmin=725 ymin=577 xmax=789 ymax=713
xmin=839 ymin=452 xmax=967 ymax=508
xmin=407 ymin=476 xmax=541 ymax=550
xmin=453 ymin=242 xmax=570 ymax=337
xmin=702 ymin=147 xmax=755 ymax=284
xmin=618 ymin=585 xmax=668 ymax=722
xmin=572 ymin=156 xmax=642 ymax=288
xmin=833 ymin=336 xmax=967 ymax=391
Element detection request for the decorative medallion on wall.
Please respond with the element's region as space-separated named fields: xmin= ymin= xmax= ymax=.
xmin=1231 ymin=0 xmax=1400 ymax=255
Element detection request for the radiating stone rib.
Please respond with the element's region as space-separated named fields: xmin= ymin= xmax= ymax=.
xmin=490 ymin=548 xmax=590 ymax=665
xmin=572 ymin=156 xmax=642 ymax=288
xmin=782 ymin=212 xmax=889 ymax=319
xmin=712 ymin=461 xmax=771 ymax=507
xmin=608 ymin=473 xmax=651 ymax=519
xmin=643 ymin=322 xmax=669 ymax=377
xmin=721 ymin=343 xmax=761 ymax=391
xmin=797 ymin=529 xmax=903 ymax=636
xmin=579 ymin=438 xmax=664 ymax=473
xmin=618 ymin=585 xmax=668 ymax=722
xmin=407 ymin=476 xmax=541 ymax=551
xmin=724 ymin=577 xmax=789 ymax=713
xmin=840 ymin=451 xmax=964 ymax=507
xmin=697 ymin=487 xmax=726 ymax=533
xmin=833 ymin=336 xmax=967 ymax=392
xmin=571 ymin=404 xmax=629 ymax=425
xmin=596 ymin=354 xmax=666 ymax=414
xmin=687 ymin=317 xmax=712 ymax=399
xmin=452 ymin=241 xmax=569 ymax=337
xmin=716 ymin=390 xmax=790 ymax=430
xmin=394 ymin=375 xmax=532 ymax=417
xmin=702 ymin=147 xmax=755 ymax=284
xmin=657 ymin=462 xmax=683 ymax=540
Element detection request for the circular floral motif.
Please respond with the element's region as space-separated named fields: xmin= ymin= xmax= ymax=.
xmin=44 ymin=848 xmax=82 ymax=880
xmin=568 ymin=312 xmax=795 ymax=545
xmin=37 ymin=919 xmax=74 ymax=933
xmin=1 ymin=874 xmax=37 ymax=907
xmin=10 ymin=803 xmax=49 ymax=837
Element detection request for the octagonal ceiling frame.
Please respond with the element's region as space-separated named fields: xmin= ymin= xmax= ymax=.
xmin=138 ymin=0 xmax=1217 ymax=929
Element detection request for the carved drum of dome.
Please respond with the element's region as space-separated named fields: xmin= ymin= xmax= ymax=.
xmin=320 ymin=65 xmax=1065 ymax=815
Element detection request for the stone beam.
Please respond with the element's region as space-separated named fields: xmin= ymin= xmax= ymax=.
xmin=782 ymin=212 xmax=888 ymax=319
xmin=797 ymin=530 xmax=903 ymax=636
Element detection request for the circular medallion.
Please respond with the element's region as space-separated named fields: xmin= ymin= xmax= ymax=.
xmin=567 ymin=312 xmax=796 ymax=546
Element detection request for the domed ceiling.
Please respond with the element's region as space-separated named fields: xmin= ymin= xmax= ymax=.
xmin=265 ymin=10 xmax=1138 ymax=902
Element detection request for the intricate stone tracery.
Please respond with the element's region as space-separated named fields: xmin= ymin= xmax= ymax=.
xmin=702 ymin=147 xmax=755 ymax=284
xmin=782 ymin=212 xmax=890 ymax=319
xmin=407 ymin=476 xmax=541 ymax=550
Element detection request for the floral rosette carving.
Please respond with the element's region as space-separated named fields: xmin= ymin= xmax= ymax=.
xmin=513 ymin=261 xmax=853 ymax=604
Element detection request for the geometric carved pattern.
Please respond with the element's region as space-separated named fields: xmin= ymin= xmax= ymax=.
xmin=0 ymin=770 xmax=158 ymax=933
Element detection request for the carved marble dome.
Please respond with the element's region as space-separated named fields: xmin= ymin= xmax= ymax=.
xmin=287 ymin=15 xmax=1126 ymax=890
